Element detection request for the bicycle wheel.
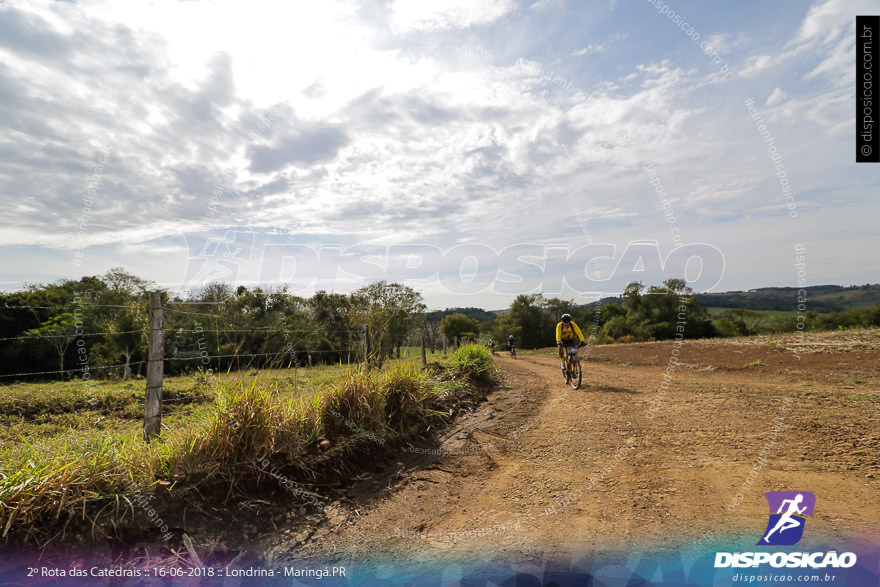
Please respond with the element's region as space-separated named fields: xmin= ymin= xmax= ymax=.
xmin=562 ymin=362 xmax=570 ymax=384
xmin=569 ymin=359 xmax=582 ymax=389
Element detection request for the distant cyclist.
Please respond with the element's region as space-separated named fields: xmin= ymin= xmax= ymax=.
xmin=556 ymin=314 xmax=585 ymax=372
xmin=507 ymin=335 xmax=515 ymax=355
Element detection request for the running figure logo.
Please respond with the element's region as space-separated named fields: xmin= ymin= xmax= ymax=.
xmin=758 ymin=491 xmax=816 ymax=546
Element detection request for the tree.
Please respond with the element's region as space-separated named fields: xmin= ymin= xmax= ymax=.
xmin=25 ymin=313 xmax=77 ymax=374
xmin=641 ymin=279 xmax=715 ymax=339
xmin=603 ymin=279 xmax=715 ymax=342
xmin=106 ymin=301 xmax=147 ymax=380
xmin=439 ymin=313 xmax=480 ymax=346
xmin=621 ymin=282 xmax=645 ymax=317
xmin=81 ymin=269 xmax=153 ymax=379
xmin=715 ymin=309 xmax=766 ymax=337
xmin=600 ymin=302 xmax=626 ymax=323
xmin=195 ymin=282 xmax=233 ymax=303
xmin=352 ymin=282 xmax=426 ymax=366
xmin=102 ymin=267 xmax=151 ymax=296
xmin=266 ymin=287 xmax=311 ymax=368
xmin=598 ymin=315 xmax=629 ymax=342
xmin=489 ymin=311 xmax=520 ymax=346
xmin=310 ymin=291 xmax=356 ymax=365
xmin=508 ymin=294 xmax=545 ymax=348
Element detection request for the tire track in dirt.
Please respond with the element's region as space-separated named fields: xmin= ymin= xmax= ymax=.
xmin=269 ymin=348 xmax=880 ymax=566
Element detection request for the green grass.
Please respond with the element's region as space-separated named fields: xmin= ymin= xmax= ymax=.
xmin=447 ymin=344 xmax=495 ymax=381
xmin=0 ymin=351 xmax=493 ymax=545
xmin=0 ymin=377 xmax=208 ymax=419
xmin=744 ymin=360 xmax=764 ymax=368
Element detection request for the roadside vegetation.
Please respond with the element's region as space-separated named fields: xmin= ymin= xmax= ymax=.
xmin=0 ymin=345 xmax=496 ymax=546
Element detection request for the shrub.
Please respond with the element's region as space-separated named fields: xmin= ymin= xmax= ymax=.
xmin=646 ymin=321 xmax=673 ymax=340
xmin=599 ymin=316 xmax=629 ymax=341
xmin=203 ymin=381 xmax=285 ymax=462
xmin=380 ymin=364 xmax=432 ymax=434
xmin=448 ymin=343 xmax=495 ymax=381
xmin=322 ymin=366 xmax=383 ymax=435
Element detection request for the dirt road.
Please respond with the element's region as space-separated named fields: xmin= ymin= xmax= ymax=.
xmin=267 ymin=335 xmax=880 ymax=566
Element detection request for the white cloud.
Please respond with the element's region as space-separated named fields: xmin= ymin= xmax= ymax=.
xmin=739 ymin=54 xmax=774 ymax=78
xmin=804 ymin=34 xmax=851 ymax=85
xmin=702 ymin=33 xmax=749 ymax=54
xmin=793 ymin=0 xmax=874 ymax=45
xmin=738 ymin=0 xmax=872 ymax=86
xmin=774 ymin=89 xmax=851 ymax=131
xmin=765 ymin=87 xmax=787 ymax=106
xmin=573 ymin=44 xmax=605 ymax=56
xmin=389 ymin=0 xmax=516 ymax=34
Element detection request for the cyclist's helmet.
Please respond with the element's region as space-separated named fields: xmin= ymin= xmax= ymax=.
xmin=561 ymin=313 xmax=572 ymax=323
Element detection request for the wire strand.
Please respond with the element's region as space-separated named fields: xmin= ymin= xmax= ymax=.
xmin=0 ymin=330 xmax=147 ymax=342
xmin=169 ymin=350 xmax=351 ymax=361
xmin=0 ymin=361 xmax=148 ymax=379
xmin=0 ymin=345 xmax=367 ymax=378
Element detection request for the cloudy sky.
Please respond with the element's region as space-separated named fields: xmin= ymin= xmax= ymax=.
xmin=0 ymin=0 xmax=876 ymax=308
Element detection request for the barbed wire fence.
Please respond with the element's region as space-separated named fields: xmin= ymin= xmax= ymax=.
xmin=0 ymin=296 xmax=438 ymax=438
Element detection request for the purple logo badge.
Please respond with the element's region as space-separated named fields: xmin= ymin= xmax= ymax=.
xmin=758 ymin=491 xmax=816 ymax=546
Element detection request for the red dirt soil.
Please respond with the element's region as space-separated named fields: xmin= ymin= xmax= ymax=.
xmin=259 ymin=330 xmax=880 ymax=566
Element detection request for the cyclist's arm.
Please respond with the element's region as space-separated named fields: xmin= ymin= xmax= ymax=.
xmin=555 ymin=322 xmax=563 ymax=343
xmin=572 ymin=322 xmax=585 ymax=342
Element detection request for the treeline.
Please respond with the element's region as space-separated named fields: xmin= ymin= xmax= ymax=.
xmin=0 ymin=269 xmax=427 ymax=382
xmin=4 ymin=271 xmax=879 ymax=382
xmin=434 ymin=280 xmax=880 ymax=347
xmin=697 ymin=284 xmax=880 ymax=313
xmin=435 ymin=279 xmax=715 ymax=348
xmin=713 ymin=306 xmax=880 ymax=337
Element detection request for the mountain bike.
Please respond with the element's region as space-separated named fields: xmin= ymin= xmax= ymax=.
xmin=563 ymin=345 xmax=581 ymax=389
xmin=508 ymin=343 xmax=516 ymax=359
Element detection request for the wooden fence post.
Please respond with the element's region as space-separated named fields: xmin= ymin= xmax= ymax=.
xmin=442 ymin=334 xmax=447 ymax=356
xmin=144 ymin=292 xmax=164 ymax=442
xmin=420 ymin=331 xmax=427 ymax=368
xmin=362 ymin=324 xmax=370 ymax=369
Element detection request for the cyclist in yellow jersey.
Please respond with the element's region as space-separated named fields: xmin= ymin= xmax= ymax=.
xmin=556 ymin=313 xmax=585 ymax=371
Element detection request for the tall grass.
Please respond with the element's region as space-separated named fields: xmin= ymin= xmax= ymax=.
xmin=447 ymin=343 xmax=495 ymax=382
xmin=0 ymin=353 xmax=495 ymax=545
